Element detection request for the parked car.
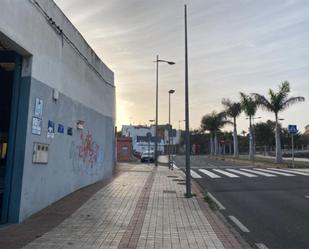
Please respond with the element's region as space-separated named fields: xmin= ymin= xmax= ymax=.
xmin=140 ymin=151 xmax=154 ymax=163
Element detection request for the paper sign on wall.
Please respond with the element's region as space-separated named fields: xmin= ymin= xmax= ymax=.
xmin=47 ymin=120 xmax=55 ymax=139
xmin=58 ymin=124 xmax=64 ymax=134
xmin=32 ymin=116 xmax=42 ymax=135
xmin=67 ymin=127 xmax=73 ymax=136
xmin=34 ymin=97 xmax=43 ymax=117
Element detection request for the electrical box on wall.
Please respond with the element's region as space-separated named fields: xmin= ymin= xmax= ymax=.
xmin=33 ymin=143 xmax=49 ymax=164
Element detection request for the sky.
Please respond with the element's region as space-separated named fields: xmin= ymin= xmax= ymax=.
xmin=54 ymin=0 xmax=309 ymax=133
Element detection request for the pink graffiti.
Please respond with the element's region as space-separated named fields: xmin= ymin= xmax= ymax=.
xmin=78 ymin=132 xmax=99 ymax=168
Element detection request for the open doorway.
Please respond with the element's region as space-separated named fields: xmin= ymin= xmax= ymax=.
xmin=0 ymin=58 xmax=15 ymax=222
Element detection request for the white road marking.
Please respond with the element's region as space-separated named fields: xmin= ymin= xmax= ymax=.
xmin=207 ymin=192 xmax=226 ymax=210
xmin=254 ymin=168 xmax=295 ymax=176
xmin=229 ymin=216 xmax=250 ymax=233
xmin=172 ymin=162 xmax=179 ymax=169
xmin=198 ymin=169 xmax=221 ymax=178
xmin=240 ymin=168 xmax=277 ymax=177
xmin=226 ymin=169 xmax=258 ymax=177
xmin=190 ymin=170 xmax=202 ymax=179
xmin=269 ymin=168 xmax=309 ymax=176
xmin=255 ymin=243 xmax=269 ymax=249
xmin=289 ymin=168 xmax=309 ymax=173
xmin=213 ymin=169 xmax=239 ymax=178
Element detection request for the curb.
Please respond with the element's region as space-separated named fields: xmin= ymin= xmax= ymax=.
xmin=173 ymin=166 xmax=252 ymax=248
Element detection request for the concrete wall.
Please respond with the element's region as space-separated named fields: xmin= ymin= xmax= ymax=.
xmin=0 ymin=0 xmax=115 ymax=221
xmin=20 ymin=79 xmax=114 ymax=220
xmin=0 ymin=0 xmax=114 ymax=117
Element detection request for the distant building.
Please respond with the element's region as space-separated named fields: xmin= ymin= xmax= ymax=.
xmin=305 ymin=125 xmax=309 ymax=135
xmin=121 ymin=125 xmax=180 ymax=155
xmin=116 ymin=137 xmax=133 ymax=162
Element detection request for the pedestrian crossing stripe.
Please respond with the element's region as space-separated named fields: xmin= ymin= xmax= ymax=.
xmin=213 ymin=169 xmax=239 ymax=178
xmin=190 ymin=170 xmax=202 ymax=178
xmin=240 ymin=168 xmax=277 ymax=177
xmin=198 ymin=169 xmax=221 ymax=178
xmin=189 ymin=168 xmax=309 ymax=179
xmin=226 ymin=169 xmax=257 ymax=177
xmin=254 ymin=168 xmax=295 ymax=176
xmin=270 ymin=168 xmax=309 ymax=176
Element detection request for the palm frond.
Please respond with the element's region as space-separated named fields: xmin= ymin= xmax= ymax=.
xmin=279 ymin=81 xmax=290 ymax=95
xmin=221 ymin=98 xmax=232 ymax=107
xmin=240 ymin=92 xmax=257 ymax=117
xmin=281 ymin=96 xmax=305 ymax=110
xmin=201 ymin=111 xmax=229 ymax=132
xmin=222 ymin=98 xmax=242 ymax=118
xmin=251 ymin=93 xmax=273 ymax=111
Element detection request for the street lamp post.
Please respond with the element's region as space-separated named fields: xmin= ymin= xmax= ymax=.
xmin=178 ymin=119 xmax=185 ymax=130
xmin=149 ymin=119 xmax=155 ymax=161
xmin=184 ymin=4 xmax=191 ymax=197
xmin=168 ymin=89 xmax=175 ymax=169
xmin=154 ymin=55 xmax=175 ymax=166
xmin=246 ymin=116 xmax=261 ymax=155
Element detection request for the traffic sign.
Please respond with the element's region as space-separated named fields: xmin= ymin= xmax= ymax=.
xmin=288 ymin=125 xmax=298 ymax=134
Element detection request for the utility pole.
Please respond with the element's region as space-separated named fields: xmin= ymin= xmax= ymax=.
xmin=291 ymin=133 xmax=295 ymax=168
xmin=184 ymin=4 xmax=191 ymax=197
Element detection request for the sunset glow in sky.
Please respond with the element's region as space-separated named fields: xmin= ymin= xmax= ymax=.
xmin=55 ymin=0 xmax=309 ymax=132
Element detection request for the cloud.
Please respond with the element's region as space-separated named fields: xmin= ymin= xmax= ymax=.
xmin=54 ymin=0 xmax=309 ymax=132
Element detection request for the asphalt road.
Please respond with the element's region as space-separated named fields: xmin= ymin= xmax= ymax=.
xmin=174 ymin=155 xmax=309 ymax=249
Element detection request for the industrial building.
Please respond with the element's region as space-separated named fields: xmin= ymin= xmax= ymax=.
xmin=0 ymin=0 xmax=115 ymax=223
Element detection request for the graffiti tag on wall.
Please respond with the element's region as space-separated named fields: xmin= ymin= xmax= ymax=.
xmin=70 ymin=131 xmax=104 ymax=176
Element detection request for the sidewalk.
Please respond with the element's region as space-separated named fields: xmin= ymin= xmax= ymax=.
xmin=0 ymin=163 xmax=244 ymax=249
xmin=256 ymin=155 xmax=309 ymax=163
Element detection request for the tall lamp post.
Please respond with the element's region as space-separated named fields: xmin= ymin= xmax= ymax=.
xmin=184 ymin=4 xmax=191 ymax=197
xmin=178 ymin=119 xmax=185 ymax=130
xmin=149 ymin=119 xmax=155 ymax=156
xmin=246 ymin=116 xmax=261 ymax=155
xmin=168 ymin=89 xmax=175 ymax=168
xmin=154 ymin=55 xmax=175 ymax=166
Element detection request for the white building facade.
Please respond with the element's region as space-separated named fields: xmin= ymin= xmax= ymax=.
xmin=0 ymin=0 xmax=115 ymax=223
xmin=121 ymin=125 xmax=180 ymax=155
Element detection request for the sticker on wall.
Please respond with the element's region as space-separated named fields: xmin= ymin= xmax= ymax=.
xmin=67 ymin=127 xmax=73 ymax=136
xmin=0 ymin=143 xmax=7 ymax=159
xmin=32 ymin=116 xmax=42 ymax=135
xmin=77 ymin=120 xmax=85 ymax=130
xmin=58 ymin=124 xmax=64 ymax=134
xmin=47 ymin=120 xmax=55 ymax=139
xmin=34 ymin=97 xmax=43 ymax=117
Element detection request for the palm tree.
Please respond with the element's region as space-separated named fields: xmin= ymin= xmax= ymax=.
xmin=240 ymin=92 xmax=257 ymax=160
xmin=252 ymin=81 xmax=305 ymax=163
xmin=201 ymin=111 xmax=230 ymax=155
xmin=222 ymin=98 xmax=242 ymax=157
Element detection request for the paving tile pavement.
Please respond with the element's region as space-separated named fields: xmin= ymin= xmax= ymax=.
xmin=16 ymin=163 xmax=243 ymax=249
xmin=22 ymin=164 xmax=152 ymax=249
xmin=135 ymin=166 xmax=242 ymax=249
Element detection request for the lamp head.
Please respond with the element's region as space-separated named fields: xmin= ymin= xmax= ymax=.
xmin=169 ymin=89 xmax=175 ymax=94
